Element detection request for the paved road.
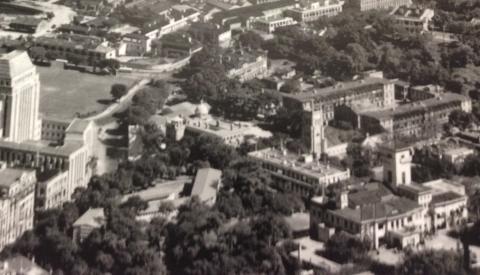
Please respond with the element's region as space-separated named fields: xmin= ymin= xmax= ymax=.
xmin=0 ymin=0 xmax=75 ymax=39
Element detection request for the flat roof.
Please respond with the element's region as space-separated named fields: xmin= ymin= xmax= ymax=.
xmin=398 ymin=183 xmax=432 ymax=195
xmin=362 ymin=93 xmax=469 ymax=120
xmin=73 ymin=208 xmax=105 ymax=228
xmin=248 ymin=147 xmax=348 ymax=178
xmin=0 ymin=139 xmax=84 ymax=157
xmin=213 ymin=0 xmax=295 ymax=22
xmin=284 ymin=212 xmax=310 ymax=232
xmin=0 ymin=168 xmax=33 ymax=187
xmin=282 ymin=77 xmax=393 ymax=102
xmin=431 ymin=191 xmax=464 ymax=205
xmin=0 ymin=50 xmax=35 ymax=79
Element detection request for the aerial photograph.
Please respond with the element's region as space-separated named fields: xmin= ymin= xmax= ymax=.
xmin=0 ymin=0 xmax=480 ymax=274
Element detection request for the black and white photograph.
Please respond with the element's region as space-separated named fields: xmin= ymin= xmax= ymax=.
xmin=0 ymin=0 xmax=479 ymax=274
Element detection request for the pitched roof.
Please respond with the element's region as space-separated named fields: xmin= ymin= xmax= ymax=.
xmin=191 ymin=168 xmax=222 ymax=202
xmin=0 ymin=50 xmax=35 ymax=79
xmin=0 ymin=255 xmax=49 ymax=275
xmin=73 ymin=208 xmax=105 ymax=228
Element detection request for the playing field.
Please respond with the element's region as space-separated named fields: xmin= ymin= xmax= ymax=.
xmin=37 ymin=62 xmax=139 ymax=120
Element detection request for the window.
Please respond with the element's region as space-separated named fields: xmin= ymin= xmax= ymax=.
xmin=402 ymin=172 xmax=406 ymax=184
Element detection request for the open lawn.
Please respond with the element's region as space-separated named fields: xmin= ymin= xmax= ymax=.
xmin=38 ymin=62 xmax=139 ymax=120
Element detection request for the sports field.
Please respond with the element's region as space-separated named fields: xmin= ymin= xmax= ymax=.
xmin=37 ymin=62 xmax=139 ymax=120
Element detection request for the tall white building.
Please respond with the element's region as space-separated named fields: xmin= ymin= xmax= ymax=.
xmin=0 ymin=51 xmax=41 ymax=143
xmin=0 ymin=165 xmax=36 ymax=251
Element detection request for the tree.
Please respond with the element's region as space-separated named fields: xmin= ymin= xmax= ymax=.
xmin=324 ymin=232 xmax=370 ymax=263
xmin=28 ymin=46 xmax=46 ymax=62
xmin=279 ymin=79 xmax=301 ymax=94
xmin=239 ymin=31 xmax=264 ymax=50
xmin=399 ymin=250 xmax=467 ymax=275
xmin=111 ymin=84 xmax=128 ymax=101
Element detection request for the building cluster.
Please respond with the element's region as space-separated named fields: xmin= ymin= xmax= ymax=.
xmin=72 ymin=168 xmax=222 ymax=243
xmin=281 ymin=71 xmax=472 ymax=157
xmin=310 ymin=143 xmax=467 ymax=249
xmin=0 ymin=51 xmax=97 ymax=249
xmin=213 ymin=0 xmax=344 ymax=33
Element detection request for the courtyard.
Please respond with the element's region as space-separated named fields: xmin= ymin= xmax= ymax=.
xmin=37 ymin=62 xmax=139 ymax=120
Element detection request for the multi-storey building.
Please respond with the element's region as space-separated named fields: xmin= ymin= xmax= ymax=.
xmin=41 ymin=117 xmax=70 ymax=143
xmin=188 ymin=22 xmax=232 ymax=48
xmin=360 ymin=93 xmax=472 ymax=139
xmin=36 ymin=170 xmax=69 ymax=211
xmin=34 ymin=34 xmax=116 ymax=65
xmin=161 ymin=101 xmax=272 ymax=146
xmin=224 ymin=49 xmax=269 ymax=82
xmin=390 ymin=5 xmax=434 ymax=33
xmin=310 ymin=143 xmax=468 ymax=249
xmin=252 ymin=16 xmax=297 ymax=33
xmin=0 ymin=52 xmax=96 ymax=208
xmin=121 ymin=33 xmax=151 ymax=56
xmin=0 ymin=165 xmax=36 ymax=251
xmin=346 ymin=0 xmax=411 ymax=11
xmin=0 ymin=51 xmax=41 ymax=143
xmin=282 ymin=73 xmax=396 ymax=155
xmin=285 ymin=0 xmax=344 ymax=22
xmin=248 ymin=148 xmax=350 ymax=196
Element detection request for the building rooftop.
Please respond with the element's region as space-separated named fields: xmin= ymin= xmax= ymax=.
xmin=0 ymin=50 xmax=35 ymax=80
xmin=332 ymin=197 xmax=421 ymax=223
xmin=0 ymin=255 xmax=49 ymax=275
xmin=248 ymin=147 xmax=348 ymax=179
xmin=65 ymin=118 xmax=92 ymax=135
xmin=212 ymin=0 xmax=295 ymax=23
xmin=191 ymin=168 xmax=222 ymax=202
xmin=223 ymin=48 xmax=267 ymax=71
xmin=284 ymin=212 xmax=310 ymax=232
xmin=0 ymin=139 xmax=84 ymax=157
xmin=362 ymin=93 xmax=469 ymax=120
xmin=391 ymin=5 xmax=432 ymax=19
xmin=73 ymin=208 xmax=105 ymax=228
xmin=348 ymin=183 xmax=394 ymax=207
xmin=0 ymin=168 xmax=33 ymax=187
xmin=431 ymin=191 xmax=465 ymax=205
xmin=423 ymin=178 xmax=465 ymax=196
xmin=398 ymin=183 xmax=432 ymax=195
xmin=282 ymin=77 xmax=394 ymax=103
xmin=10 ymin=17 xmax=42 ymax=27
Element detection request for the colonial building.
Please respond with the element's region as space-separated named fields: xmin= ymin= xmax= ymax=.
xmin=360 ymin=93 xmax=472 ymax=139
xmin=0 ymin=51 xmax=41 ymax=143
xmin=34 ymin=34 xmax=116 ymax=65
xmin=36 ymin=170 xmax=69 ymax=211
xmin=154 ymin=33 xmax=202 ymax=58
xmin=285 ymin=0 xmax=344 ymax=22
xmin=390 ymin=5 xmax=434 ymax=33
xmin=0 ymin=165 xmax=36 ymax=251
xmin=282 ymin=72 xmax=396 ymax=155
xmin=223 ymin=49 xmax=269 ymax=82
xmin=121 ymin=33 xmax=151 ymax=56
xmin=188 ymin=22 xmax=232 ymax=48
xmin=248 ymin=147 xmax=350 ymax=196
xmin=346 ymin=0 xmax=411 ymax=11
xmin=310 ymin=143 xmax=468 ymax=249
xmin=159 ymin=101 xmax=272 ymax=146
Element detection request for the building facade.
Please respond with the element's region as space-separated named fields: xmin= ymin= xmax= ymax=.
xmin=282 ymin=74 xmax=396 ymax=155
xmin=0 ymin=51 xmax=41 ymax=143
xmin=0 ymin=166 xmax=36 ymax=251
xmin=390 ymin=6 xmax=434 ymax=33
xmin=248 ymin=148 xmax=350 ymax=196
xmin=285 ymin=0 xmax=344 ymax=22
xmin=346 ymin=0 xmax=411 ymax=11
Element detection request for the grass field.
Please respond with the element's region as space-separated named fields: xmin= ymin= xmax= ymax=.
xmin=38 ymin=62 xmax=139 ymax=120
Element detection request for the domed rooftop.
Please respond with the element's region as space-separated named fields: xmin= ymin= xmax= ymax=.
xmin=195 ymin=101 xmax=210 ymax=117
